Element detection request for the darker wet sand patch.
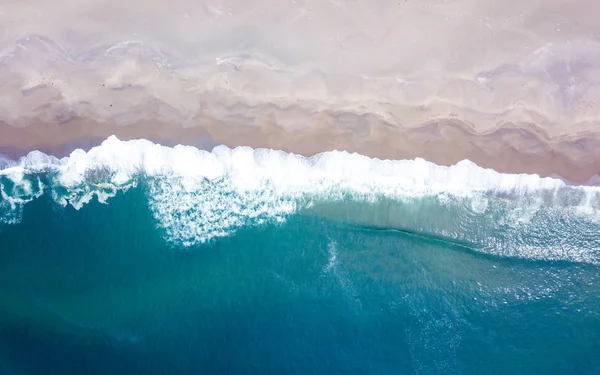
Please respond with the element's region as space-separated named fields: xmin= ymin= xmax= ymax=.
xmin=1 ymin=116 xmax=599 ymax=185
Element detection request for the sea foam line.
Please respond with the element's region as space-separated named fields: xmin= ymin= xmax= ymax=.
xmin=0 ymin=135 xmax=580 ymax=195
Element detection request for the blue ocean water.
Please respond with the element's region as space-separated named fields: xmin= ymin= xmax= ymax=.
xmin=1 ymin=138 xmax=600 ymax=374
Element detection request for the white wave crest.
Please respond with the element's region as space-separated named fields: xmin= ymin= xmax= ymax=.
xmin=1 ymin=136 xmax=599 ymax=260
xmin=3 ymin=135 xmax=573 ymax=193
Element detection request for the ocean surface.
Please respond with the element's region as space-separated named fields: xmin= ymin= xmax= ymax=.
xmin=1 ymin=136 xmax=599 ymax=375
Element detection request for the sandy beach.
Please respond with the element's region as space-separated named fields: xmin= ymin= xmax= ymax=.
xmin=1 ymin=0 xmax=600 ymax=183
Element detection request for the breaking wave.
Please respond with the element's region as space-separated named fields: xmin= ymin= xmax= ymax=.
xmin=1 ymin=136 xmax=599 ymax=264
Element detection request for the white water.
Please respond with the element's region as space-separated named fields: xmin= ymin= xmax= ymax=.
xmin=0 ymin=135 xmax=580 ymax=194
xmin=1 ymin=136 xmax=599 ymax=263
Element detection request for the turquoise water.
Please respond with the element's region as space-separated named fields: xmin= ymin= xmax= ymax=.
xmin=1 ymin=139 xmax=600 ymax=374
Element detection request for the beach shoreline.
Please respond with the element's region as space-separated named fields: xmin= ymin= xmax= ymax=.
xmin=2 ymin=0 xmax=600 ymax=185
xmin=1 ymin=116 xmax=599 ymax=185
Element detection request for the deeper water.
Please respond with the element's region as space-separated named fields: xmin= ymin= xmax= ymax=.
xmin=1 ymin=138 xmax=600 ymax=374
xmin=1 ymin=185 xmax=599 ymax=375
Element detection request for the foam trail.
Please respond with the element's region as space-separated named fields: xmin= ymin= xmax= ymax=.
xmin=1 ymin=136 xmax=599 ymax=263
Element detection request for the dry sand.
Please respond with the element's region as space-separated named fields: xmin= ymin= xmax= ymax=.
xmin=1 ymin=0 xmax=600 ymax=183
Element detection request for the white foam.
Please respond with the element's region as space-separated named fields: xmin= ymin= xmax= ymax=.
xmin=0 ymin=135 xmax=578 ymax=195
xmin=1 ymin=136 xmax=599 ymax=254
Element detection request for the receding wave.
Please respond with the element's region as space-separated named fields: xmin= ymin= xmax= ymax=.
xmin=1 ymin=136 xmax=599 ymax=264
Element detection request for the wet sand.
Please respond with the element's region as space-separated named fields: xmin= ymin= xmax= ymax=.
xmin=1 ymin=0 xmax=600 ymax=183
xmin=1 ymin=114 xmax=599 ymax=185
